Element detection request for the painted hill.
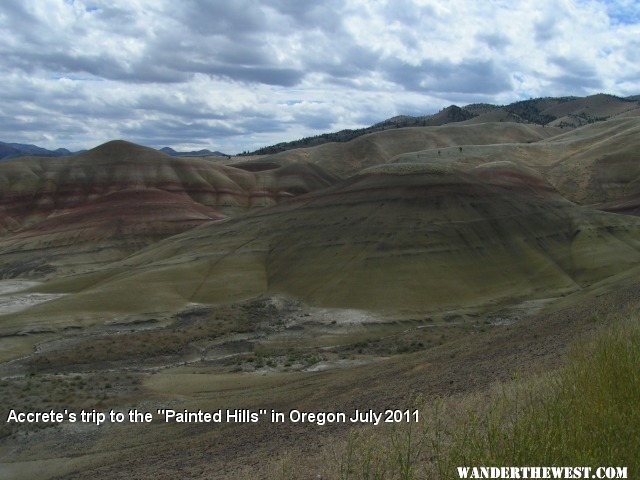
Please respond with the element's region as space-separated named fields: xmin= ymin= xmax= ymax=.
xmin=3 ymin=113 xmax=640 ymax=285
xmin=0 ymin=140 xmax=337 ymax=276
xmin=13 ymin=159 xmax=640 ymax=330
xmin=3 ymin=115 xmax=640 ymax=326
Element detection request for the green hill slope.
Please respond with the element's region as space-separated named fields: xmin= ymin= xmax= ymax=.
xmin=9 ymin=160 xmax=640 ymax=333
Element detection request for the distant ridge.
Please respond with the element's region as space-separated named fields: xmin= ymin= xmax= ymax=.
xmin=0 ymin=141 xmax=76 ymax=161
xmin=0 ymin=141 xmax=230 ymax=161
xmin=371 ymin=105 xmax=475 ymax=129
xmin=159 ymin=146 xmax=229 ymax=157
xmin=239 ymin=93 xmax=640 ymax=156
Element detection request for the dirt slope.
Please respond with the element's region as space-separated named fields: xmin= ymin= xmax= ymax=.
xmin=9 ymin=160 xmax=640 ymax=332
xmin=392 ymin=117 xmax=640 ymax=210
xmin=0 ymin=140 xmax=337 ymax=276
xmin=242 ymin=122 xmax=560 ymax=176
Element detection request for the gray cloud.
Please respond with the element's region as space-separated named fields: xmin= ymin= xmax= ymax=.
xmin=549 ymin=56 xmax=599 ymax=79
xmin=547 ymin=56 xmax=604 ymax=91
xmin=547 ymin=74 xmax=604 ymax=93
xmin=476 ymin=32 xmax=511 ymax=52
xmin=203 ymin=65 xmax=304 ymax=87
xmin=0 ymin=0 xmax=638 ymax=153
xmin=270 ymin=0 xmax=346 ymax=31
xmin=121 ymin=119 xmax=243 ymax=144
xmin=382 ymin=0 xmax=437 ymax=27
xmin=384 ymin=58 xmax=512 ymax=95
xmin=534 ymin=20 xmax=558 ymax=43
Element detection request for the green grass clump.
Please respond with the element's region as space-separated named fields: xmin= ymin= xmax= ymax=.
xmin=441 ymin=320 xmax=640 ymax=475
xmin=305 ymin=319 xmax=640 ymax=479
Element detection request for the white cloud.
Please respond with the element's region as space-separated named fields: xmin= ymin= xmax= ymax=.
xmin=0 ymin=0 xmax=638 ymax=152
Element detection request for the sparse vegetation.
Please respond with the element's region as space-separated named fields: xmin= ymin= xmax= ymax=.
xmin=0 ymin=372 xmax=141 ymax=438
xmin=237 ymin=95 xmax=637 ymax=156
xmin=437 ymin=320 xmax=639 ymax=474
xmin=295 ymin=317 xmax=640 ymax=479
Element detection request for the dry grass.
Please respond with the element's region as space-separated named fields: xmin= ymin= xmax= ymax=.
xmin=281 ymin=316 xmax=640 ymax=479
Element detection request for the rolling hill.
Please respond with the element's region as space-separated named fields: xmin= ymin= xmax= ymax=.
xmin=8 ymin=157 xmax=640 ymax=333
xmin=240 ymin=94 xmax=640 ymax=155
xmin=2 ymin=116 xmax=640 ymax=324
xmin=0 ymin=140 xmax=337 ymax=277
xmin=391 ymin=117 xmax=640 ymax=211
xmin=238 ymin=121 xmax=560 ymax=176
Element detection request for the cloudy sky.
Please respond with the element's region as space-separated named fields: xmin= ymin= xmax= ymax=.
xmin=1 ymin=0 xmax=639 ymax=153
